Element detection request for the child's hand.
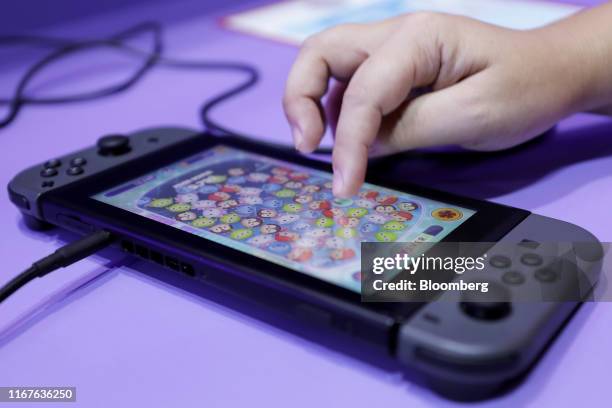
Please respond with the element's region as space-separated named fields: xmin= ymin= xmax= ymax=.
xmin=283 ymin=11 xmax=606 ymax=197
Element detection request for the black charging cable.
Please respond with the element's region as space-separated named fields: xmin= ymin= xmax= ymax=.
xmin=0 ymin=21 xmax=332 ymax=154
xmin=0 ymin=230 xmax=114 ymax=303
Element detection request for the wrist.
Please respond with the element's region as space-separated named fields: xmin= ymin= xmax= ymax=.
xmin=533 ymin=5 xmax=612 ymax=114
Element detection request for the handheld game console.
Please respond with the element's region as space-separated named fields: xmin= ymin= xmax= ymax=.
xmin=8 ymin=127 xmax=603 ymax=400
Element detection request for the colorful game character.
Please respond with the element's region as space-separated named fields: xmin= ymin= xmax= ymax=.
xmin=176 ymin=211 xmax=197 ymax=221
xmin=235 ymin=205 xmax=256 ymax=216
xmin=291 ymin=221 xmax=311 ymax=232
xmin=275 ymin=230 xmax=299 ymax=242
xmin=258 ymin=208 xmax=278 ymax=218
xmin=268 ymin=241 xmax=291 ymax=254
xmin=315 ymin=217 xmax=334 ymax=228
xmin=398 ymin=201 xmax=419 ymax=211
xmin=202 ymin=207 xmax=225 ymax=218
xmin=324 ymin=236 xmax=345 ymax=249
xmin=287 ymin=247 xmax=313 ymax=262
xmin=294 ymin=195 xmax=313 ymax=204
xmin=208 ymin=191 xmax=231 ymax=202
xmin=177 ymin=184 xmax=199 ymax=194
xmin=391 ymin=211 xmax=413 ymax=222
xmin=309 ymin=200 xmax=331 ymax=211
xmin=218 ymin=199 xmax=239 ymax=209
xmin=263 ymin=198 xmax=283 ymax=208
xmin=355 ymin=199 xmax=376 ymax=209
xmin=375 ymin=231 xmax=397 ymax=242
xmin=239 ymin=187 xmax=263 ymax=196
xmin=338 ymin=217 xmax=360 ymax=228
xmin=302 ymin=210 xmax=320 ymax=219
xmin=322 ymin=208 xmax=344 ymax=218
xmin=192 ymin=199 xmax=216 ymax=209
xmin=333 ymin=198 xmax=353 ymax=207
xmin=239 ymin=195 xmax=263 ymax=205
xmin=247 ymin=234 xmax=275 ymax=247
xmin=260 ymin=224 xmax=281 ymax=234
xmin=347 ymin=208 xmax=368 ymax=218
xmin=275 ymin=189 xmax=296 ymax=198
xmin=335 ymin=227 xmax=357 ymax=239
xmin=365 ymin=213 xmax=387 ymax=224
xmin=198 ymin=185 xmax=219 ymax=194
xmin=360 ymin=222 xmax=379 ymax=233
xmin=148 ymin=198 xmax=173 ymax=208
xmin=227 ymin=176 xmax=246 ymax=184
xmin=167 ymin=203 xmax=191 ymax=212
xmin=295 ymin=237 xmax=319 ymax=248
xmin=204 ymin=175 xmax=227 ymax=184
xmin=176 ymin=193 xmax=199 ymax=203
xmin=314 ymin=191 xmax=333 ymax=200
xmin=282 ymin=203 xmax=302 ymax=213
xmin=269 ymin=175 xmax=289 ymax=184
xmin=376 ymin=195 xmax=398 ymax=205
xmin=271 ymin=167 xmax=290 ymax=175
xmin=284 ymin=181 xmax=303 ymax=189
xmin=383 ymin=220 xmax=406 ymax=231
xmin=375 ymin=204 xmax=396 ymax=214
xmin=241 ymin=217 xmax=263 ymax=228
xmin=210 ymin=224 xmax=232 ymax=234
xmin=192 ymin=217 xmax=216 ymax=228
xmin=262 ymin=183 xmax=282 ymax=192
xmin=247 ymin=172 xmax=270 ymax=182
xmin=306 ymin=228 xmax=332 ymax=239
xmin=276 ymin=213 xmax=299 ymax=224
xmin=359 ymin=190 xmax=379 ymax=200
xmin=220 ymin=213 xmax=241 ymax=224
xmin=302 ymin=185 xmax=320 ymax=194
xmin=288 ymin=172 xmax=309 ymax=181
xmin=330 ymin=248 xmax=356 ymax=261
xmin=221 ymin=184 xmax=241 ymax=193
xmin=230 ymin=228 xmax=254 ymax=240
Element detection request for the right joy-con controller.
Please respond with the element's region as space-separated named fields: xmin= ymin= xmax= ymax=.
xmin=396 ymin=213 xmax=603 ymax=400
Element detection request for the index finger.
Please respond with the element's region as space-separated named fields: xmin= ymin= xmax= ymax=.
xmin=332 ymin=25 xmax=442 ymax=197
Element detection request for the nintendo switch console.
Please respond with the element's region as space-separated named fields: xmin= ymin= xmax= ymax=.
xmin=7 ymin=127 xmax=602 ymax=400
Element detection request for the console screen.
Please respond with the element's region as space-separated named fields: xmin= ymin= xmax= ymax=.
xmin=93 ymin=145 xmax=475 ymax=292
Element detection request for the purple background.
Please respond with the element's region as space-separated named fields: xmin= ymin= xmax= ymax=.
xmin=1 ymin=0 xmax=611 ymax=406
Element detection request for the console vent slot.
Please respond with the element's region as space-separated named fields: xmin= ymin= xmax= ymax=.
xmin=120 ymin=239 xmax=196 ymax=278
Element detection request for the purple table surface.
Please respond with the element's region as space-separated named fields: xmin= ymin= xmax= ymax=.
xmin=1 ymin=0 xmax=611 ymax=407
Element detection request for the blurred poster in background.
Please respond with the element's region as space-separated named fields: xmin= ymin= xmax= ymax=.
xmin=225 ymin=0 xmax=580 ymax=44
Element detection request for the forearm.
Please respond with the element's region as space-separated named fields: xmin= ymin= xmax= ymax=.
xmin=535 ymin=2 xmax=612 ymax=114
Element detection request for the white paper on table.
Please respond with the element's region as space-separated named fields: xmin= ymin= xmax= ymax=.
xmin=224 ymin=0 xmax=581 ymax=45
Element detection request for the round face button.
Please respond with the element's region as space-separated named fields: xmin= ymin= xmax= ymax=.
xmin=535 ymin=267 xmax=557 ymax=282
xmin=460 ymin=280 xmax=512 ymax=320
xmin=502 ymin=270 xmax=525 ymax=285
xmin=521 ymin=253 xmax=543 ymax=267
xmin=44 ymin=159 xmax=61 ymax=168
xmin=490 ymin=255 xmax=512 ymax=268
xmin=41 ymin=168 xmax=58 ymax=177
xmin=66 ymin=166 xmax=84 ymax=176
xmin=97 ymin=135 xmax=131 ymax=156
xmin=70 ymin=157 xmax=87 ymax=166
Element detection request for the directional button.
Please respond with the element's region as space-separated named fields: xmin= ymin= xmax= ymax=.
xmin=41 ymin=168 xmax=58 ymax=177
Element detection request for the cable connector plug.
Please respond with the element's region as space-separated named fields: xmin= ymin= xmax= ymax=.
xmin=0 ymin=230 xmax=114 ymax=303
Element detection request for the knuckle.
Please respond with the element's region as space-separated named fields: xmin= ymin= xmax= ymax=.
xmin=302 ymin=23 xmax=359 ymax=50
xmin=402 ymin=11 xmax=445 ymax=30
xmin=302 ymin=33 xmax=323 ymax=50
